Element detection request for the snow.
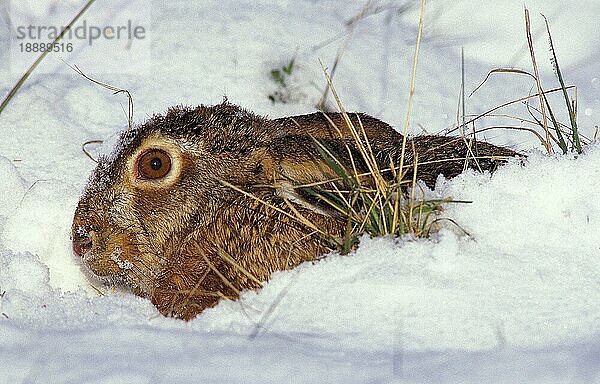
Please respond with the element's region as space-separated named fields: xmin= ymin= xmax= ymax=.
xmin=1 ymin=0 xmax=599 ymax=383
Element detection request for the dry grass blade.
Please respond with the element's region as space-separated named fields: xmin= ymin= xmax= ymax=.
xmin=472 ymin=125 xmax=550 ymax=146
xmin=394 ymin=0 xmax=426 ymax=232
xmin=82 ymin=140 xmax=104 ymax=163
xmin=220 ymin=179 xmax=330 ymax=239
xmin=0 ymin=0 xmax=97 ymax=116
xmin=178 ymin=268 xmax=211 ymax=310
xmin=445 ymin=85 xmax=577 ymax=136
xmin=461 ymin=47 xmax=466 ymax=134
xmin=469 ymin=68 xmax=534 ymax=97
xmin=215 ymin=246 xmax=263 ymax=287
xmin=408 ymin=143 xmax=419 ymax=234
xmin=89 ymin=284 xmax=106 ymax=296
xmin=407 ymin=155 xmax=513 ymax=169
xmin=459 ymin=49 xmax=483 ymax=173
xmin=201 ymin=253 xmax=240 ymax=296
xmin=67 ymin=63 xmax=134 ymax=131
xmin=427 ymin=217 xmax=471 ymax=237
xmin=524 ymin=7 xmax=551 ymax=154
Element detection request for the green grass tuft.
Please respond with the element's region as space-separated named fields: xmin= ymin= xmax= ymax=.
xmin=296 ymin=126 xmax=467 ymax=255
xmin=268 ymin=58 xmax=296 ymax=104
xmin=542 ymin=15 xmax=581 ymax=154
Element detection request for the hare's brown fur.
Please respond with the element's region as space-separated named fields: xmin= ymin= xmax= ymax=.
xmin=72 ymin=101 xmax=517 ymax=320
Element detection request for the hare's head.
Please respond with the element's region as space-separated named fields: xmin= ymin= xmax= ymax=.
xmin=71 ymin=102 xmax=280 ymax=296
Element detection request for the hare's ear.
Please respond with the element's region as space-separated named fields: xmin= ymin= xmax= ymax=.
xmin=263 ymin=135 xmax=352 ymax=216
xmin=265 ymin=135 xmax=347 ymax=184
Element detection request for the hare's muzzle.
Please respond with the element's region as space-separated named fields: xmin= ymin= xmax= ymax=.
xmin=72 ymin=225 xmax=93 ymax=258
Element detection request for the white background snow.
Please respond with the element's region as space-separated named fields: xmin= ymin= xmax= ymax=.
xmin=0 ymin=0 xmax=599 ymax=383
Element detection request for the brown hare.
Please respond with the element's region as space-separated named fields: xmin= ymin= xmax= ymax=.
xmin=72 ymin=101 xmax=517 ymax=320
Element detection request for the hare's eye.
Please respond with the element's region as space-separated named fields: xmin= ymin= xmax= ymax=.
xmin=137 ymin=149 xmax=172 ymax=180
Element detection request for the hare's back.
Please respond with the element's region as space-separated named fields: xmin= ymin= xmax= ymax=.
xmin=274 ymin=112 xmax=403 ymax=144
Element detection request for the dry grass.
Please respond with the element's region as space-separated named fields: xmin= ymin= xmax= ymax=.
xmin=451 ymin=8 xmax=584 ymax=155
xmin=293 ymin=87 xmax=468 ymax=254
xmin=304 ymin=0 xmax=465 ymax=253
xmin=226 ymin=0 xmax=465 ymax=257
xmin=67 ymin=64 xmax=134 ymax=131
xmin=0 ymin=0 xmax=97 ymax=116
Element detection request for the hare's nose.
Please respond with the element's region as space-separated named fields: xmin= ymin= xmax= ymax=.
xmin=72 ymin=226 xmax=93 ymax=258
